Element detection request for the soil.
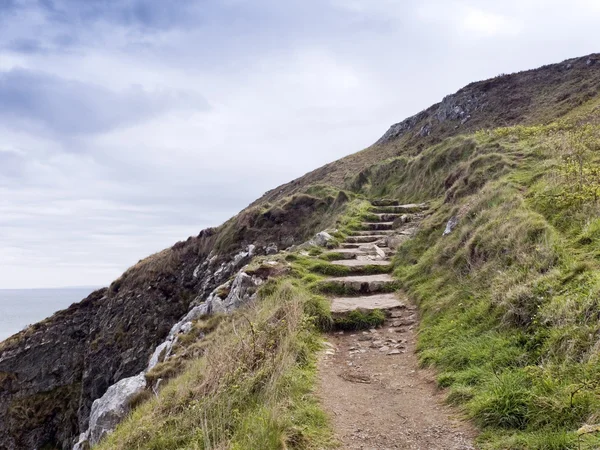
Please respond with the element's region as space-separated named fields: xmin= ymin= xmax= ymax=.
xmin=317 ymin=303 xmax=477 ymax=450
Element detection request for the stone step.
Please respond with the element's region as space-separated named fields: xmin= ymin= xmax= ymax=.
xmin=319 ymin=274 xmax=399 ymax=295
xmin=371 ymin=203 xmax=427 ymax=214
xmin=341 ymin=242 xmax=387 ymax=249
xmin=323 ymin=249 xmax=371 ymax=260
xmin=331 ymin=293 xmax=406 ymax=314
xmin=345 ymin=235 xmax=389 ymax=243
xmin=362 ymin=222 xmax=394 ymax=231
xmin=330 ymin=259 xmax=391 ymax=268
xmin=340 ymin=240 xmax=388 ymax=251
xmin=351 ymin=230 xmax=396 ymax=236
xmin=374 ymin=213 xmax=403 ymax=222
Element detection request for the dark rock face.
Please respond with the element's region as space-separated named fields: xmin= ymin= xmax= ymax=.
xmin=376 ymin=53 xmax=600 ymax=146
xmin=0 ymin=195 xmax=346 ymax=450
xmin=0 ymin=233 xmax=215 ymax=450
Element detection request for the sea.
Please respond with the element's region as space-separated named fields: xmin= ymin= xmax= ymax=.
xmin=0 ymin=287 xmax=98 ymax=342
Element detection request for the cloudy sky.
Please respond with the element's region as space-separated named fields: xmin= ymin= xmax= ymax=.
xmin=0 ymin=0 xmax=599 ymax=289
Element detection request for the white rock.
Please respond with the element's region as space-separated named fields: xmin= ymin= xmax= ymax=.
xmin=73 ymin=431 xmax=90 ymax=450
xmin=443 ymin=216 xmax=458 ymax=236
xmin=314 ymin=231 xmax=334 ymax=247
xmin=147 ymin=341 xmax=171 ymax=371
xmin=373 ymin=245 xmax=386 ymax=259
xmin=88 ymin=372 xmax=147 ymax=445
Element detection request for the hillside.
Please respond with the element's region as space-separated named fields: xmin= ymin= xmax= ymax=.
xmin=1 ymin=53 xmax=600 ymax=450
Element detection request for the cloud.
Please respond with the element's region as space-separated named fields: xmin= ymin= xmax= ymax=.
xmin=1 ymin=0 xmax=600 ymax=290
xmin=0 ymin=68 xmax=208 ymax=135
xmin=1 ymin=0 xmax=204 ymax=30
xmin=461 ymin=8 xmax=523 ymax=36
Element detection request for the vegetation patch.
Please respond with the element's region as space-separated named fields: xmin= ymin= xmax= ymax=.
xmin=97 ymin=280 xmax=336 ymax=450
xmin=332 ymin=309 xmax=386 ymax=331
xmin=388 ymin=111 xmax=600 ymax=448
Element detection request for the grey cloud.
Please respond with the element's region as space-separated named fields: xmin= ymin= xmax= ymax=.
xmin=0 ymin=68 xmax=208 ymax=135
xmin=2 ymin=0 xmax=600 ymax=290
xmin=2 ymin=0 xmax=203 ymax=29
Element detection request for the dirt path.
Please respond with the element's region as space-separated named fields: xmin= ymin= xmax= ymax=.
xmin=315 ymin=200 xmax=477 ymax=449
xmin=317 ymin=299 xmax=477 ymax=450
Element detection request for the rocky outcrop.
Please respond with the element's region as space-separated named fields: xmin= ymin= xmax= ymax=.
xmin=75 ymin=373 xmax=146 ymax=448
xmin=0 ymin=194 xmax=346 ymax=450
xmin=376 ymin=54 xmax=600 ymax=146
xmin=73 ymin=245 xmax=266 ymax=449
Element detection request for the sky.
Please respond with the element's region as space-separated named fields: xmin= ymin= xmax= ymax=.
xmin=0 ymin=0 xmax=599 ymax=289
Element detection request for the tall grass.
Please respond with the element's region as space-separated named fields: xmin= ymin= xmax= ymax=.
xmin=389 ymin=111 xmax=600 ymax=448
xmin=97 ymin=280 xmax=335 ymax=450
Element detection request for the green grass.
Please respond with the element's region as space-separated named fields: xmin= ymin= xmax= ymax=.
xmin=333 ymin=309 xmax=386 ymax=331
xmin=97 ymin=279 xmax=336 ymax=450
xmin=385 ymin=108 xmax=600 ymax=448
xmin=312 ymin=280 xmax=400 ymax=296
xmin=98 ymin=85 xmax=600 ymax=450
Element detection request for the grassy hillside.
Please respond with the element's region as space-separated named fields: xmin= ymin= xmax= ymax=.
xmin=93 ymin=55 xmax=600 ymax=450
xmin=97 ymin=276 xmax=337 ymax=450
xmin=381 ymin=100 xmax=600 ymax=448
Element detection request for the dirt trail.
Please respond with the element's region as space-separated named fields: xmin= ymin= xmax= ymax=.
xmin=316 ymin=200 xmax=477 ymax=449
xmin=317 ymin=308 xmax=477 ymax=449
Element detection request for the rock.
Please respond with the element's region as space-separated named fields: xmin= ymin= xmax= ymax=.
xmin=222 ymin=272 xmax=262 ymax=312
xmin=373 ymin=245 xmax=386 ymax=259
xmin=180 ymin=321 xmax=193 ymax=334
xmin=87 ymin=373 xmax=147 ymax=445
xmin=379 ymin=346 xmax=390 ymax=352
xmin=147 ymin=341 xmax=171 ymax=371
xmin=387 ymin=349 xmax=403 ymax=355
xmin=419 ymin=124 xmax=431 ymax=137
xmin=73 ymin=433 xmax=90 ymax=450
xmin=265 ymin=243 xmax=278 ymax=255
xmin=443 ymin=216 xmax=458 ymax=236
xmin=358 ymin=243 xmax=385 ymax=256
xmin=314 ymin=231 xmax=334 ymax=247
xmin=386 ymin=234 xmax=409 ymax=250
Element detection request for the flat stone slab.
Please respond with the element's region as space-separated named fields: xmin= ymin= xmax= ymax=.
xmin=331 ymin=293 xmax=405 ymax=313
xmin=362 ymin=222 xmax=394 ymax=230
xmin=323 ymin=249 xmax=370 ymax=259
xmin=330 ymin=259 xmax=391 ymax=267
xmin=323 ymin=274 xmax=397 ymax=294
xmin=374 ymin=213 xmax=402 ymax=221
xmin=345 ymin=235 xmax=389 ymax=243
xmin=371 ymin=203 xmax=427 ymax=213
xmin=352 ymin=230 xmax=395 ymax=236
xmin=327 ymin=274 xmax=394 ymax=283
xmin=341 ymin=242 xmax=388 ymax=249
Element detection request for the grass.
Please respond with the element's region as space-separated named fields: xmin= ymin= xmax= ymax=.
xmin=99 ymin=105 xmax=600 ymax=450
xmin=333 ymin=309 xmax=386 ymax=331
xmin=97 ymin=279 xmax=336 ymax=450
xmin=383 ymin=103 xmax=600 ymax=448
xmin=313 ymin=280 xmax=400 ymax=296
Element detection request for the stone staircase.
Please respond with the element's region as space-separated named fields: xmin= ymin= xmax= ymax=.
xmin=319 ymin=200 xmax=427 ymax=319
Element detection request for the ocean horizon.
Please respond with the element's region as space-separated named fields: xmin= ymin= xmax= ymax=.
xmin=0 ymin=287 xmax=100 ymax=342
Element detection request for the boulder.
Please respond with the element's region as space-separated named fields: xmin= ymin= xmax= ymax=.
xmin=443 ymin=216 xmax=459 ymax=236
xmin=314 ymin=231 xmax=334 ymax=247
xmin=265 ymin=243 xmax=278 ymax=255
xmin=386 ymin=234 xmax=409 ymax=250
xmin=87 ymin=372 xmax=147 ymax=445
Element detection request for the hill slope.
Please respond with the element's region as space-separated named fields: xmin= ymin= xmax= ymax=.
xmin=1 ymin=53 xmax=600 ymax=450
